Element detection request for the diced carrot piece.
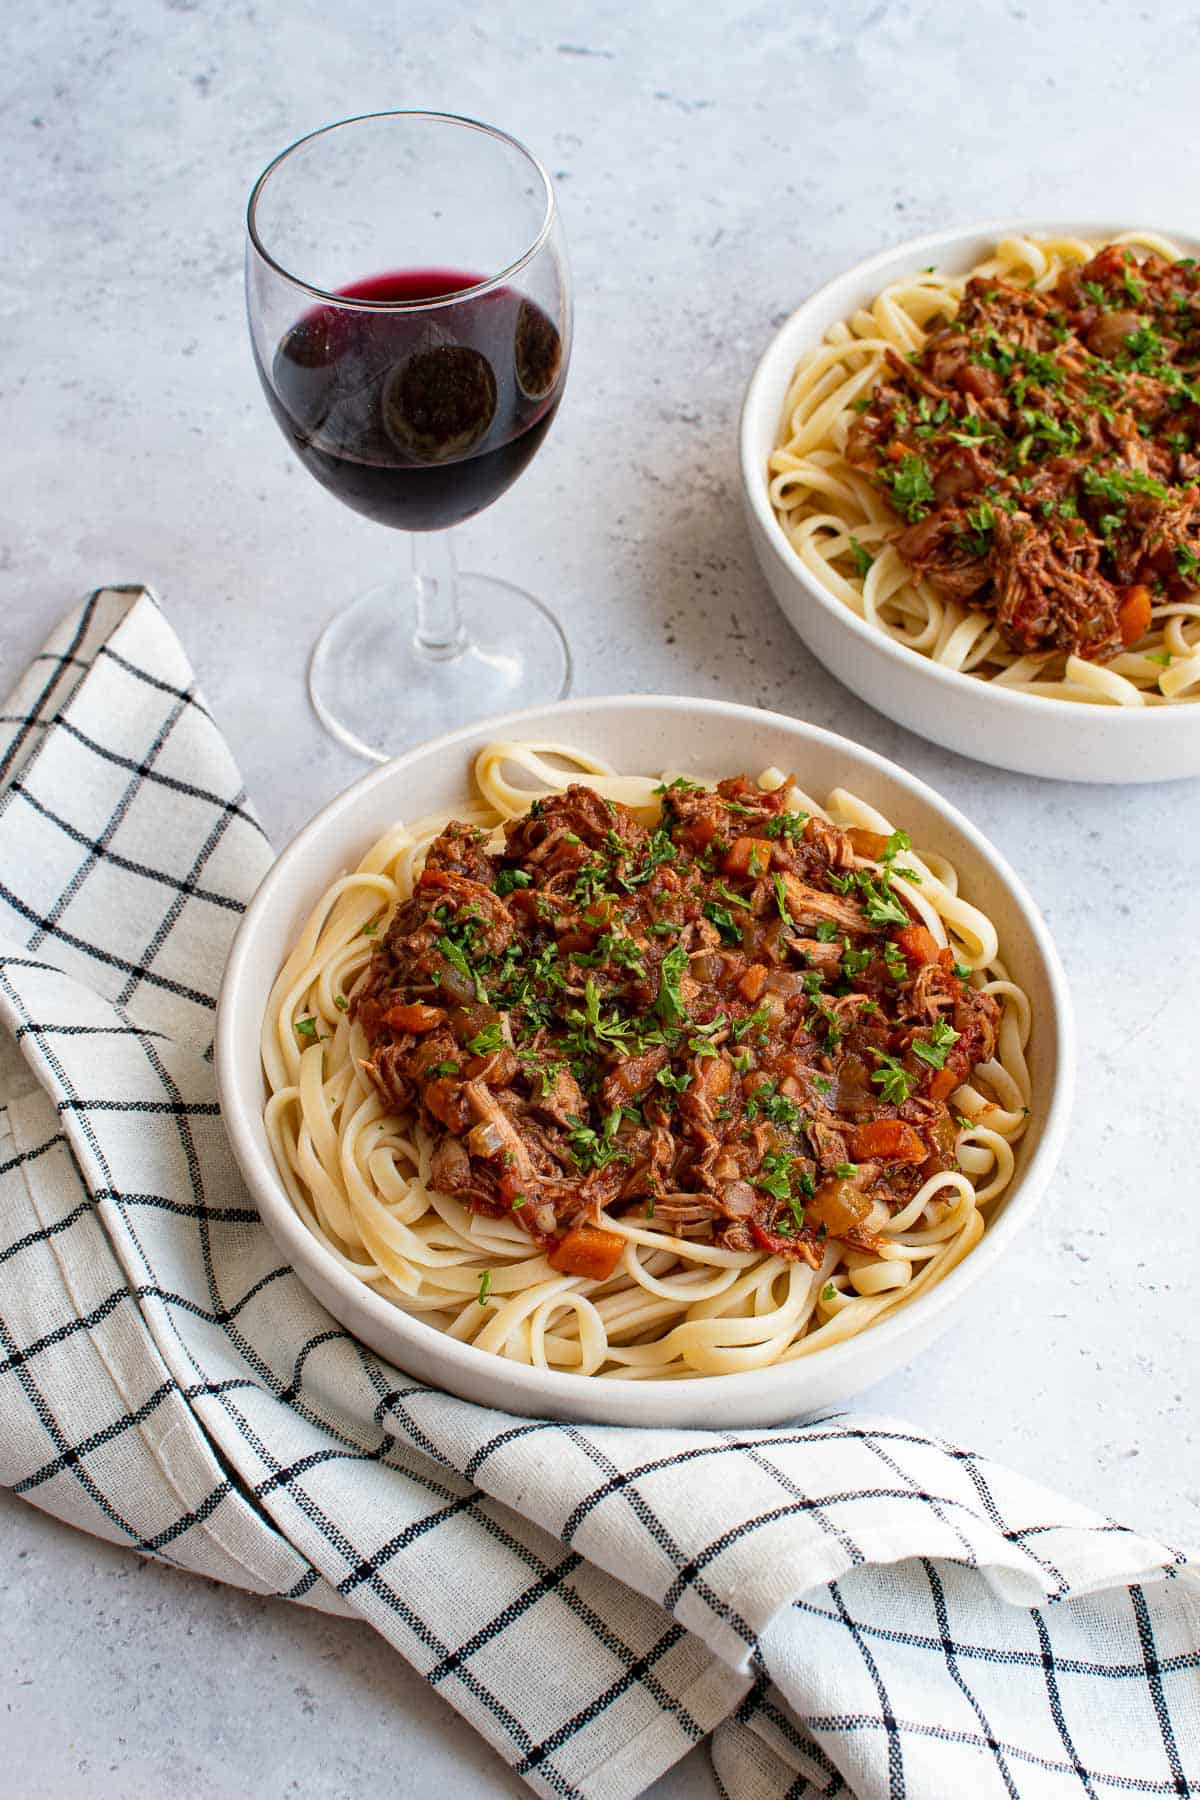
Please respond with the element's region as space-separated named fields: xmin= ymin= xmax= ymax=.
xmin=1118 ymin=583 xmax=1153 ymax=647
xmin=722 ymin=836 xmax=774 ymax=877
xmin=926 ymin=1065 xmax=960 ymax=1103
xmin=847 ymin=826 xmax=891 ymax=859
xmin=938 ymin=947 xmax=957 ymax=973
xmin=548 ymin=1225 xmax=626 ymax=1282
xmin=384 ymin=1002 xmax=447 ymax=1033
xmin=1086 ymin=245 xmax=1126 ymax=282
xmin=894 ymin=924 xmax=940 ymax=966
xmin=849 ymin=1119 xmax=928 ymax=1163
xmin=737 ymin=962 xmax=769 ymax=1002
xmin=681 ymin=812 xmax=720 ymax=849
xmin=885 ymin=440 xmax=909 ymax=462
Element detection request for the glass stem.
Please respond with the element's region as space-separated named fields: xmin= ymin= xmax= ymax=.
xmin=411 ymin=530 xmax=467 ymax=660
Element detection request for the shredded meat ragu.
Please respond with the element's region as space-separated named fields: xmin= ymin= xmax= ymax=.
xmin=846 ymin=244 xmax=1200 ymax=661
xmin=353 ymin=778 xmax=1001 ymax=1273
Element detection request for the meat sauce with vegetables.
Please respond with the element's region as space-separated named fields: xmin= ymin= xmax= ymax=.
xmin=847 ymin=244 xmax=1200 ymax=660
xmin=355 ymin=779 xmax=1000 ymax=1284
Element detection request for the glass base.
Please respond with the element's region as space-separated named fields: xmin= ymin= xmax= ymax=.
xmin=308 ymin=572 xmax=573 ymax=762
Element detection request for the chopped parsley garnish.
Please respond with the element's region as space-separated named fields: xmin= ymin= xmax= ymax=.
xmin=840 ymin=943 xmax=872 ymax=979
xmin=1176 ymin=543 xmax=1200 ymax=585
xmin=617 ymin=825 xmax=678 ymax=888
xmin=860 ymin=879 xmax=910 ymax=928
xmin=883 ymin=941 xmax=909 ymax=983
xmin=494 ymin=867 xmax=532 ymax=896
xmin=294 ymin=1016 xmax=319 ymax=1041
xmin=731 ymin=1004 xmax=772 ymax=1042
xmin=848 ymin=536 xmax=875 ymax=577
xmin=564 ymin=1110 xmax=627 ymax=1171
xmin=755 ymin=1151 xmax=795 ymax=1204
xmin=655 ymin=945 xmax=691 ymax=1025
xmin=713 ymin=881 xmax=752 ymax=909
xmin=703 ymin=899 xmax=741 ymax=943
xmin=870 ymin=1051 xmax=915 ymax=1105
xmin=565 ymin=978 xmax=637 ymax=1053
xmin=436 ymin=935 xmax=488 ymax=1003
xmin=911 ymin=1018 xmax=961 ymax=1069
xmin=883 ymin=453 xmax=936 ymax=521
xmin=477 ymin=1270 xmax=492 ymax=1306
xmin=763 ymin=810 xmax=810 ymax=840
xmin=466 ymin=1023 xmax=505 ymax=1056
xmin=745 ymin=1080 xmax=803 ymax=1129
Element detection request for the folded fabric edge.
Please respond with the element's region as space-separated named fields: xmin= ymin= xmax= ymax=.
xmin=711 ymin=1705 xmax=829 ymax=1800
xmin=0 ymin=1080 xmax=351 ymax=1616
xmin=397 ymin=1385 xmax=1198 ymax=1673
xmin=0 ymin=588 xmax=152 ymax=802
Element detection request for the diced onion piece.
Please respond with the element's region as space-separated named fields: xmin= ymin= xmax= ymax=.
xmin=467 ymin=1119 xmax=507 ymax=1158
xmin=806 ymin=1178 xmax=872 ymax=1237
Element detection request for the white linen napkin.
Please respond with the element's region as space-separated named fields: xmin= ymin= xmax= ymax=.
xmin=1 ymin=587 xmax=1196 ymax=1800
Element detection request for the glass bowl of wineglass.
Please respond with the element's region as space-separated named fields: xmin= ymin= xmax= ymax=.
xmin=246 ymin=111 xmax=572 ymax=761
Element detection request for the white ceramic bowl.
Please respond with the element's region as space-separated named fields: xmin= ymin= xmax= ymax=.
xmin=739 ymin=218 xmax=1200 ymax=784
xmin=216 ymin=695 xmax=1074 ymax=1427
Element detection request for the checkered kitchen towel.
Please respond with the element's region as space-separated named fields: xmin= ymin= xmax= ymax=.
xmin=1 ymin=589 xmax=1197 ymax=1799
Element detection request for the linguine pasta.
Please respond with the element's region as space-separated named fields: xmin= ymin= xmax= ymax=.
xmin=261 ymin=741 xmax=1033 ymax=1380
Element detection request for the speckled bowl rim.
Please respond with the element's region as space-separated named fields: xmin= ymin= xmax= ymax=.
xmin=215 ymin=694 xmax=1075 ymax=1419
xmin=739 ymin=215 xmax=1200 ymax=735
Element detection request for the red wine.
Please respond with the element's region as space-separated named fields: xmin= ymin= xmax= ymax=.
xmin=257 ymin=269 xmax=565 ymax=531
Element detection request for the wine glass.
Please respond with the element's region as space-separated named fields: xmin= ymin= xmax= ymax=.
xmin=245 ymin=111 xmax=573 ymax=762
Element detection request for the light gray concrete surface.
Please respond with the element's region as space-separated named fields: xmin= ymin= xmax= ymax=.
xmin=2 ymin=1 xmax=1199 ymax=1794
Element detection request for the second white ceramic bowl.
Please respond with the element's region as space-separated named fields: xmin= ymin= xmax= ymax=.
xmin=739 ymin=218 xmax=1200 ymax=784
xmin=216 ymin=695 xmax=1074 ymax=1427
